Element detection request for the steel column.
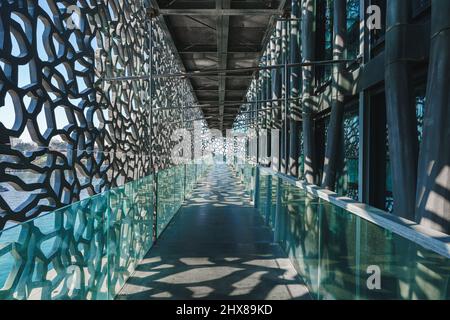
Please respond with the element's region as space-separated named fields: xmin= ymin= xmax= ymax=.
xmin=282 ymin=18 xmax=290 ymax=175
xmin=301 ymin=0 xmax=316 ymax=184
xmin=322 ymin=0 xmax=347 ymax=190
xmin=415 ymin=0 xmax=450 ymax=234
xmin=289 ymin=0 xmax=301 ymax=178
xmin=271 ymin=21 xmax=283 ymax=172
xmin=385 ymin=0 xmax=418 ymax=219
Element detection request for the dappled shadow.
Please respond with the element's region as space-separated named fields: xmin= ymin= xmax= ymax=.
xmin=116 ymin=164 xmax=310 ymax=300
xmin=116 ymin=254 xmax=309 ymax=300
xmin=273 ymin=173 xmax=450 ymax=299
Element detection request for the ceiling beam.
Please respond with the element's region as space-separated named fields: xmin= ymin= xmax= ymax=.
xmin=199 ymin=100 xmax=243 ymax=103
xmin=159 ymin=8 xmax=282 ymax=16
xmin=152 ymin=0 xmax=287 ymax=130
xmin=195 ymin=89 xmax=246 ymax=92
xmin=148 ymin=0 xmax=201 ymax=109
xmin=158 ymin=1 xmax=281 ymax=10
xmin=260 ymin=0 xmax=287 ymax=65
xmin=186 ymin=74 xmax=254 ymax=78
xmin=180 ymin=49 xmax=261 ymax=54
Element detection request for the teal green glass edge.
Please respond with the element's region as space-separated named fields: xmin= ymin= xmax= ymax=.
xmin=0 ymin=163 xmax=209 ymax=300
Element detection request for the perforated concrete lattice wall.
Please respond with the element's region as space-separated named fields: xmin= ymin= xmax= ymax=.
xmin=0 ymin=0 xmax=204 ymax=229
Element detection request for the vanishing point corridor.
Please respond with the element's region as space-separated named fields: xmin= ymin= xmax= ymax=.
xmin=118 ymin=165 xmax=309 ymax=300
xmin=1 ymin=0 xmax=449 ymax=302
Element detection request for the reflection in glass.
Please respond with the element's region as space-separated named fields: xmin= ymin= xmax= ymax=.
xmin=0 ymin=163 xmax=208 ymax=300
xmin=253 ymin=168 xmax=450 ymax=300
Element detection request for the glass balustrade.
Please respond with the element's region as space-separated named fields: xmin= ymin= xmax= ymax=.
xmin=235 ymin=163 xmax=256 ymax=201
xmin=237 ymin=164 xmax=450 ymax=300
xmin=0 ymin=163 xmax=209 ymax=300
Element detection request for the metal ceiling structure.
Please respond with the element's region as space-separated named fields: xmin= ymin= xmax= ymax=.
xmin=151 ymin=0 xmax=287 ymax=132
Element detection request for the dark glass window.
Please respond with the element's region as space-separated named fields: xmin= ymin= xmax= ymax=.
xmin=368 ymin=92 xmax=389 ymax=211
xmin=315 ymin=116 xmax=330 ymax=183
xmin=324 ymin=0 xmax=333 ymax=62
xmin=412 ymin=0 xmax=431 ymax=18
xmin=385 ymin=130 xmax=394 ymax=212
xmin=369 ymin=0 xmax=386 ymax=47
xmin=316 ymin=0 xmax=334 ymax=85
xmin=415 ymin=88 xmax=426 ymax=144
xmin=385 ymin=87 xmax=427 ymax=213
xmin=299 ymin=129 xmax=305 ymax=180
xmin=346 ymin=0 xmax=360 ymax=60
xmin=336 ymin=110 xmax=359 ymax=200
xmin=316 ymin=0 xmax=360 ymax=82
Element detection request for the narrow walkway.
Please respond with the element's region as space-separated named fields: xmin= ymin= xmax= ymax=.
xmin=117 ymin=164 xmax=310 ymax=300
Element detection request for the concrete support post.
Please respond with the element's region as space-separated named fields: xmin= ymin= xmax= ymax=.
xmin=271 ymin=129 xmax=281 ymax=172
xmin=289 ymin=0 xmax=301 ymax=178
xmin=260 ymin=49 xmax=270 ymax=167
xmin=271 ymin=22 xmax=283 ymax=172
xmin=415 ymin=0 xmax=450 ymax=234
xmin=301 ymin=0 xmax=316 ymax=184
xmin=322 ymin=0 xmax=347 ymax=190
xmin=255 ymin=166 xmax=260 ymax=209
xmin=281 ymin=19 xmax=289 ymax=175
xmin=255 ymin=82 xmax=260 ymax=165
xmin=385 ymin=0 xmax=418 ymax=220
xmin=265 ymin=49 xmax=272 ymax=166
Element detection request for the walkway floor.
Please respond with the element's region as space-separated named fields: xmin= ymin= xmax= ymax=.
xmin=117 ymin=164 xmax=310 ymax=300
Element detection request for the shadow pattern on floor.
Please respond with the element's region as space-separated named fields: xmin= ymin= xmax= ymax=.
xmin=117 ymin=164 xmax=311 ymax=300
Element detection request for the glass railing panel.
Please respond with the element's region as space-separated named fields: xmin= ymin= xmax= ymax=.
xmin=268 ymin=175 xmax=278 ymax=231
xmin=156 ymin=163 xmax=209 ymax=237
xmin=313 ymin=196 xmax=450 ymax=300
xmin=256 ymin=170 xmax=267 ymax=211
xmin=245 ymin=166 xmax=254 ymax=198
xmin=235 ymin=163 xmax=256 ymax=200
xmin=277 ymin=180 xmax=323 ymax=297
xmin=257 ymin=171 xmax=274 ymax=227
xmin=176 ymin=165 xmax=185 ymax=206
xmin=0 ymin=193 xmax=110 ymax=300
xmin=356 ymin=219 xmax=450 ymax=300
xmin=315 ymin=197 xmax=359 ymax=300
xmin=256 ymin=168 xmax=450 ymax=300
xmin=156 ymin=168 xmax=175 ymax=237
xmin=184 ymin=164 xmax=195 ymax=196
xmin=0 ymin=162 xmax=209 ymax=300
xmin=107 ymin=175 xmax=154 ymax=298
xmin=189 ymin=164 xmax=196 ymax=194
